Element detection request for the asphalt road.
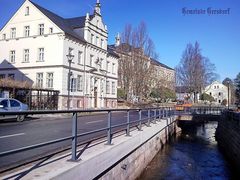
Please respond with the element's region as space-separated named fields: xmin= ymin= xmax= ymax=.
xmin=0 ymin=110 xmax=154 ymax=172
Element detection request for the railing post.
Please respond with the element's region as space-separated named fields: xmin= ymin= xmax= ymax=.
xmin=153 ymin=109 xmax=157 ymax=124
xmin=147 ymin=109 xmax=151 ymax=127
xmin=138 ymin=109 xmax=142 ymax=130
xmin=71 ymin=112 xmax=77 ymax=161
xmin=126 ymin=110 xmax=130 ymax=136
xmin=158 ymin=108 xmax=161 ymax=121
xmin=106 ymin=111 xmax=112 ymax=145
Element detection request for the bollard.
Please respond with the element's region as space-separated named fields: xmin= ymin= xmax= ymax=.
xmin=71 ymin=112 xmax=78 ymax=161
xmin=126 ymin=110 xmax=130 ymax=136
xmin=106 ymin=111 xmax=112 ymax=145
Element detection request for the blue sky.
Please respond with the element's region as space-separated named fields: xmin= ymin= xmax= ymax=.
xmin=0 ymin=0 xmax=240 ymax=81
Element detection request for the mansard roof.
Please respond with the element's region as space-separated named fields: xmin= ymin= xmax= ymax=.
xmin=30 ymin=1 xmax=88 ymax=42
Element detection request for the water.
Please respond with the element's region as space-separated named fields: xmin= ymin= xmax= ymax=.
xmin=138 ymin=122 xmax=238 ymax=180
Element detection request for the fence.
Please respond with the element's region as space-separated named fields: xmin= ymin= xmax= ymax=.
xmin=0 ymin=107 xmax=174 ymax=164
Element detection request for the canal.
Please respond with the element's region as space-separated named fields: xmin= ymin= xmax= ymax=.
xmin=138 ymin=122 xmax=239 ymax=179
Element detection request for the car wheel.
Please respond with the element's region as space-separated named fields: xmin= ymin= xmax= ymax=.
xmin=17 ymin=115 xmax=25 ymax=122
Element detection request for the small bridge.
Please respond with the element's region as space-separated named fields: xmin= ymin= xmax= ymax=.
xmin=176 ymin=106 xmax=225 ymax=128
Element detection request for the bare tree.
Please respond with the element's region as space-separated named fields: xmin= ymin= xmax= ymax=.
xmin=117 ymin=22 xmax=156 ymax=102
xmin=176 ymin=42 xmax=218 ymax=103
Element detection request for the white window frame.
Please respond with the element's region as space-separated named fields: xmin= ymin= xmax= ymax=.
xmin=46 ymin=72 xmax=53 ymax=88
xmin=36 ymin=72 xmax=43 ymax=88
xmin=71 ymin=78 xmax=77 ymax=92
xmin=101 ymin=39 xmax=104 ymax=48
xmin=96 ymin=36 xmax=99 ymax=46
xmin=9 ymin=50 xmax=16 ymax=63
xmin=78 ymin=51 xmax=83 ymax=64
xmin=38 ymin=48 xmax=44 ymax=62
xmin=49 ymin=27 xmax=53 ymax=34
xmin=112 ymin=63 xmax=116 ymax=74
xmin=24 ymin=26 xmax=30 ymax=37
xmin=25 ymin=6 xmax=29 ymax=16
xmin=77 ymin=75 xmax=83 ymax=91
xmin=91 ymin=34 xmax=94 ymax=44
xmin=23 ymin=49 xmax=29 ymax=62
xmin=106 ymin=81 xmax=110 ymax=94
xmin=107 ymin=61 xmax=110 ymax=73
xmin=90 ymin=55 xmax=94 ymax=67
xmin=39 ymin=24 xmax=44 ymax=35
xmin=10 ymin=28 xmax=16 ymax=39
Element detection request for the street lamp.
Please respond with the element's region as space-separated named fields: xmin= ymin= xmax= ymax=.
xmin=66 ymin=48 xmax=74 ymax=110
xmin=227 ymin=81 xmax=230 ymax=110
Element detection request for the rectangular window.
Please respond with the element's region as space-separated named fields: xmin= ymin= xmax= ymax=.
xmin=96 ymin=36 xmax=99 ymax=46
xmin=101 ymin=39 xmax=104 ymax=48
xmin=90 ymin=55 xmax=94 ymax=66
xmin=77 ymin=75 xmax=83 ymax=91
xmin=90 ymin=76 xmax=94 ymax=91
xmin=112 ymin=82 xmax=116 ymax=95
xmin=24 ymin=26 xmax=30 ymax=37
xmin=9 ymin=50 xmax=15 ymax=63
xmin=78 ymin=51 xmax=83 ymax=64
xmin=38 ymin=48 xmax=44 ymax=61
xmin=106 ymin=81 xmax=110 ymax=94
xmin=112 ymin=63 xmax=116 ymax=74
xmin=0 ymin=74 xmax=5 ymax=79
xmin=8 ymin=74 xmax=15 ymax=80
xmin=10 ymin=28 xmax=16 ymax=38
xmin=2 ymin=34 xmax=6 ymax=40
xmin=91 ymin=34 xmax=94 ymax=44
xmin=107 ymin=61 xmax=110 ymax=73
xmin=39 ymin=24 xmax=44 ymax=35
xmin=46 ymin=73 xmax=53 ymax=88
xmin=49 ymin=27 xmax=53 ymax=34
xmin=25 ymin=6 xmax=29 ymax=16
xmin=36 ymin=73 xmax=43 ymax=88
xmin=71 ymin=78 xmax=77 ymax=92
xmin=23 ymin=49 xmax=29 ymax=62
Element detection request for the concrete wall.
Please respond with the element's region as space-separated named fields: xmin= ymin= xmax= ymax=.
xmin=216 ymin=112 xmax=240 ymax=169
xmin=99 ymin=117 xmax=180 ymax=180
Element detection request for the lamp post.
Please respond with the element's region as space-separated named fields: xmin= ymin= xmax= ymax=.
xmin=227 ymin=81 xmax=230 ymax=110
xmin=66 ymin=49 xmax=74 ymax=110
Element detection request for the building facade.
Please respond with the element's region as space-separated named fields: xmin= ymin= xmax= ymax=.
xmin=204 ymin=81 xmax=230 ymax=105
xmin=109 ymin=35 xmax=175 ymax=101
xmin=0 ymin=0 xmax=118 ymax=109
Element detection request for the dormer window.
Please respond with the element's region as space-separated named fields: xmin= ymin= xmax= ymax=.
xmin=25 ymin=6 xmax=29 ymax=16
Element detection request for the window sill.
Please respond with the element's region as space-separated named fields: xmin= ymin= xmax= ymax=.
xmin=22 ymin=61 xmax=30 ymax=63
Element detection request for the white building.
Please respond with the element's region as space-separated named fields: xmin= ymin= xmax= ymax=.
xmin=0 ymin=0 xmax=118 ymax=109
xmin=204 ymin=81 xmax=230 ymax=105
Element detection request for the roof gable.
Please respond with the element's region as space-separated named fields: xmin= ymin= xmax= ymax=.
xmin=30 ymin=1 xmax=86 ymax=42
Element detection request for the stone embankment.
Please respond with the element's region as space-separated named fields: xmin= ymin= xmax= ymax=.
xmin=216 ymin=111 xmax=240 ymax=169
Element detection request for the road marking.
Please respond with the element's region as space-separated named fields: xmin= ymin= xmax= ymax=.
xmin=86 ymin=120 xmax=104 ymax=124
xmin=0 ymin=133 xmax=25 ymax=139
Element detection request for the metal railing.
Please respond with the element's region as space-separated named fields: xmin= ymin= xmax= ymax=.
xmin=0 ymin=105 xmax=227 ymax=172
xmin=176 ymin=106 xmax=225 ymax=115
xmin=0 ymin=107 xmax=175 ymax=163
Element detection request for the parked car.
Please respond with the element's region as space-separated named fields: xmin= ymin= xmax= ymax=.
xmin=0 ymin=98 xmax=29 ymax=122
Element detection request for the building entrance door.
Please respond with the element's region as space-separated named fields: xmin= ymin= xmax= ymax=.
xmin=94 ymin=87 xmax=97 ymax=108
